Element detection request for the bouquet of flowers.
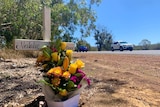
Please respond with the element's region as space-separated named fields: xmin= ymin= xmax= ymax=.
xmin=36 ymin=40 xmax=90 ymax=102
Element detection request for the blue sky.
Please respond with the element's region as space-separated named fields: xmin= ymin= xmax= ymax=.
xmin=85 ymin=0 xmax=160 ymax=46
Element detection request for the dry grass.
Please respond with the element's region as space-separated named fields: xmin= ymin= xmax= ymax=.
xmin=0 ymin=48 xmax=38 ymax=59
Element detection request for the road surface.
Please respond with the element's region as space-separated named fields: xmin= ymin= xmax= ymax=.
xmin=75 ymin=50 xmax=160 ymax=55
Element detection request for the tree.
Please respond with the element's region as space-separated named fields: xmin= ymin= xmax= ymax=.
xmin=0 ymin=0 xmax=42 ymax=47
xmin=47 ymin=0 xmax=101 ymax=42
xmin=94 ymin=27 xmax=113 ymax=51
xmin=139 ymin=39 xmax=151 ymax=50
xmin=0 ymin=0 xmax=101 ymax=47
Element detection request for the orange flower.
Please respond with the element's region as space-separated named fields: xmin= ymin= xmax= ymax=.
xmin=61 ymin=42 xmax=67 ymax=50
xmin=59 ymin=89 xmax=68 ymax=96
xmin=36 ymin=54 xmax=45 ymax=63
xmin=62 ymin=71 xmax=71 ymax=79
xmin=75 ymin=59 xmax=85 ymax=69
xmin=69 ymin=63 xmax=77 ymax=74
xmin=51 ymin=77 xmax=60 ymax=87
xmin=63 ymin=57 xmax=69 ymax=71
xmin=47 ymin=67 xmax=62 ymax=77
xmin=44 ymin=57 xmax=51 ymax=61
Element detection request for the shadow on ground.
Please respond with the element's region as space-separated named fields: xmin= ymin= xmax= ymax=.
xmin=86 ymin=77 xmax=129 ymax=106
xmin=25 ymin=96 xmax=47 ymax=107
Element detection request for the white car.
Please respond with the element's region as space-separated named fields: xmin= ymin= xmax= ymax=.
xmin=111 ymin=41 xmax=133 ymax=51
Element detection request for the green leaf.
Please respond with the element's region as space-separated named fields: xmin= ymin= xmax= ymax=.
xmin=57 ymin=56 xmax=64 ymax=66
xmin=67 ymin=81 xmax=75 ymax=89
xmin=41 ymin=46 xmax=52 ymax=58
xmin=55 ymin=39 xmax=61 ymax=52
xmin=74 ymin=73 xmax=83 ymax=77
xmin=39 ymin=79 xmax=56 ymax=90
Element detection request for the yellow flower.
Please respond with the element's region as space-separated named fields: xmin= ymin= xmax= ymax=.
xmin=66 ymin=50 xmax=73 ymax=56
xmin=69 ymin=63 xmax=77 ymax=74
xmin=62 ymin=71 xmax=71 ymax=79
xmin=47 ymin=67 xmax=62 ymax=77
xmin=51 ymin=77 xmax=60 ymax=87
xmin=51 ymin=52 xmax=59 ymax=62
xmin=59 ymin=89 xmax=68 ymax=96
xmin=61 ymin=42 xmax=67 ymax=50
xmin=66 ymin=50 xmax=73 ymax=61
xmin=75 ymin=59 xmax=85 ymax=69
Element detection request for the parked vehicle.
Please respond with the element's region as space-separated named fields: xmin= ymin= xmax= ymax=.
xmin=76 ymin=46 xmax=88 ymax=52
xmin=111 ymin=41 xmax=133 ymax=51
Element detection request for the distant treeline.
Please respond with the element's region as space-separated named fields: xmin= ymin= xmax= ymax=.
xmin=134 ymin=43 xmax=160 ymax=50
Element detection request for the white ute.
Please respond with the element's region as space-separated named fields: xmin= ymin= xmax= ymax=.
xmin=111 ymin=41 xmax=133 ymax=51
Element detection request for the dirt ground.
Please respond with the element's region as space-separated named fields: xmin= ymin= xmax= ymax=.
xmin=0 ymin=53 xmax=160 ymax=107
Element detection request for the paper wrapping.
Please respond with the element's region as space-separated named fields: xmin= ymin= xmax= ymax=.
xmin=42 ymin=78 xmax=88 ymax=102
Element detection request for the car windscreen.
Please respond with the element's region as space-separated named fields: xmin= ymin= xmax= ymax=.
xmin=120 ymin=42 xmax=127 ymax=44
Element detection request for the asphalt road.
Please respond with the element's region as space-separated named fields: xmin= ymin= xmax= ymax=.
xmin=76 ymin=50 xmax=160 ymax=56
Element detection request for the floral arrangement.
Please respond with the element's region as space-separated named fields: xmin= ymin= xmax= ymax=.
xmin=36 ymin=40 xmax=90 ymax=101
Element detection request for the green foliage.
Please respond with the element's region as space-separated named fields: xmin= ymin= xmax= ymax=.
xmin=0 ymin=0 xmax=43 ymax=47
xmin=50 ymin=0 xmax=101 ymax=42
xmin=0 ymin=0 xmax=101 ymax=48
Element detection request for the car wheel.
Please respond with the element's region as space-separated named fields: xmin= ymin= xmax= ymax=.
xmin=129 ymin=48 xmax=133 ymax=51
xmin=111 ymin=47 xmax=114 ymax=51
xmin=120 ymin=47 xmax=123 ymax=51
